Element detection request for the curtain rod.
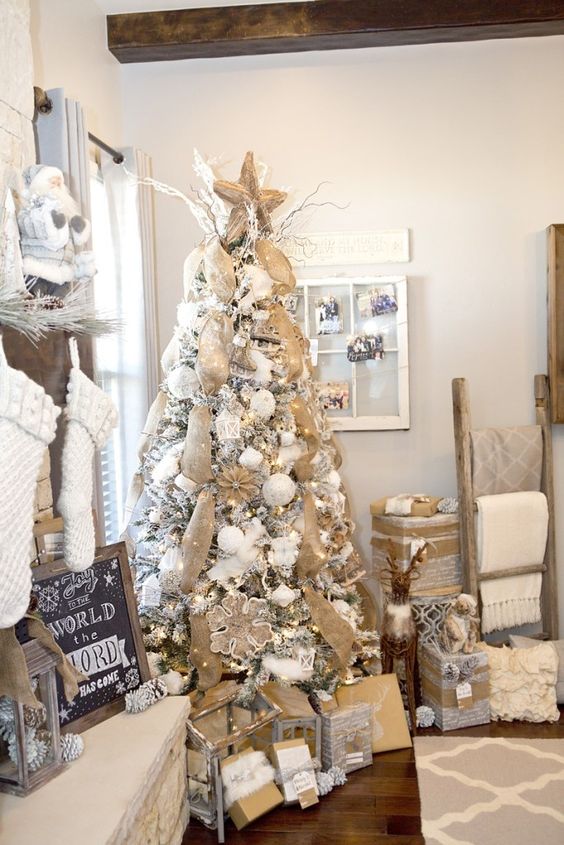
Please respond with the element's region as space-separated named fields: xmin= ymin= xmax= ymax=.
xmin=33 ymin=87 xmax=124 ymax=165
xmin=88 ymin=133 xmax=124 ymax=165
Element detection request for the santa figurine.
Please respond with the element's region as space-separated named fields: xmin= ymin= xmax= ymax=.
xmin=17 ymin=164 xmax=96 ymax=296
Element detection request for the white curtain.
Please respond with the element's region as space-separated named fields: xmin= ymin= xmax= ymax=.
xmin=98 ymin=148 xmax=159 ymax=530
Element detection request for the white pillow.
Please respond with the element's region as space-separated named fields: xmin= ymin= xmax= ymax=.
xmin=509 ymin=635 xmax=564 ymax=704
xmin=477 ymin=642 xmax=559 ymax=722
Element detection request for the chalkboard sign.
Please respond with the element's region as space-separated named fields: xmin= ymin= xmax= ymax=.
xmin=32 ymin=542 xmax=150 ymax=733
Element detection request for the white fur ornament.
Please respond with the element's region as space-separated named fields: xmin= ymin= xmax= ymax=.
xmin=238 ymin=264 xmax=274 ymax=310
xmin=238 ymin=446 xmax=263 ymax=470
xmin=247 ymin=349 xmax=274 ymax=385
xmin=250 ymin=389 xmax=276 ymax=420
xmin=152 ymin=443 xmax=183 ymax=485
xmin=262 ymin=654 xmax=314 ymax=682
xmin=262 ymin=473 xmax=296 ymax=507
xmin=270 ymin=584 xmax=297 ymax=608
xmin=217 ymin=525 xmax=245 ymax=554
xmin=177 ymin=299 xmax=200 ymax=330
xmin=323 ymin=470 xmax=342 ymax=490
xmin=167 ymin=364 xmax=200 ymax=400
xmin=160 ymin=669 xmax=185 ymax=696
xmin=268 ymin=535 xmax=300 ymax=568
xmin=279 ymin=431 xmax=295 ymax=447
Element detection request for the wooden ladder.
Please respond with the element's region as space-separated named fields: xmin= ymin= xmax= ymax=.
xmin=452 ymin=374 xmax=558 ymax=639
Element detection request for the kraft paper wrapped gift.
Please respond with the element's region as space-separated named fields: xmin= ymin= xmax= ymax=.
xmin=335 ymin=674 xmax=412 ymax=753
xmin=321 ymin=702 xmax=373 ymax=774
xmin=370 ymin=496 xmax=442 ymax=518
xmin=420 ymin=644 xmax=490 ymax=731
xmin=270 ymin=738 xmax=319 ymax=808
xmin=220 ymin=747 xmax=284 ymax=830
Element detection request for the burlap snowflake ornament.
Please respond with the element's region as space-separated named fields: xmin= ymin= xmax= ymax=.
xmin=206 ymin=591 xmax=273 ymax=660
xmin=217 ymin=464 xmax=259 ymax=506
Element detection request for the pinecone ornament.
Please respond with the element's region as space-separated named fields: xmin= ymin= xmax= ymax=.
xmin=125 ymin=678 xmax=168 ymax=714
xmin=328 ymin=766 xmax=347 ymax=787
xmin=60 ymin=732 xmax=85 ymax=762
xmin=316 ymin=770 xmax=334 ymax=796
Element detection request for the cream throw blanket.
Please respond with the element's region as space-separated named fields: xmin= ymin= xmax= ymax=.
xmin=476 ymin=492 xmax=548 ymax=633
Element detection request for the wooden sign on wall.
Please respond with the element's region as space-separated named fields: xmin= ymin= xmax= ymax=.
xmin=283 ymin=229 xmax=410 ymax=267
xmin=32 ymin=542 xmax=149 ymax=733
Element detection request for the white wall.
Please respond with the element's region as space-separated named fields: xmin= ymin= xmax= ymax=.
xmin=121 ymin=36 xmax=564 ymax=633
xmin=0 ymin=0 xmax=35 ymax=191
xmin=30 ymin=0 xmax=122 ymax=144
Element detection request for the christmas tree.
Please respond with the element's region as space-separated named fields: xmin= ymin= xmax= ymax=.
xmin=129 ymin=152 xmax=379 ymax=703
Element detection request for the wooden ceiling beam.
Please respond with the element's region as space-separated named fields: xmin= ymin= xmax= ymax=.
xmin=107 ymin=1 xmax=564 ymax=63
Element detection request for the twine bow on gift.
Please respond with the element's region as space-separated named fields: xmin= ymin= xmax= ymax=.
xmin=274 ymin=756 xmax=320 ymax=787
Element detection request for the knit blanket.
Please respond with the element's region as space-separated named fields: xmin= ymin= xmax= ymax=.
xmin=476 ymin=492 xmax=548 ymax=633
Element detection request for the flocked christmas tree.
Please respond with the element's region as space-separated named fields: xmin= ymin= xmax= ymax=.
xmin=127 ymin=152 xmax=379 ymax=703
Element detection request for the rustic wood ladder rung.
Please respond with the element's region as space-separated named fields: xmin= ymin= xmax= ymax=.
xmin=452 ymin=374 xmax=558 ymax=640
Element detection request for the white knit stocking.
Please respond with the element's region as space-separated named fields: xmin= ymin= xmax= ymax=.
xmin=57 ymin=339 xmax=117 ymax=572
xmin=0 ymin=338 xmax=60 ymax=628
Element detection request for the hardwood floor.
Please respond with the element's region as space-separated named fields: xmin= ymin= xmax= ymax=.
xmin=182 ymin=709 xmax=564 ymax=845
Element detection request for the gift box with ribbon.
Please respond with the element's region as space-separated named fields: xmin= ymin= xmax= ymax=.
xmin=335 ymin=674 xmax=412 ymax=753
xmin=270 ymin=737 xmax=319 ymax=808
xmin=321 ymin=702 xmax=373 ymax=774
xmin=420 ymin=644 xmax=490 ymax=731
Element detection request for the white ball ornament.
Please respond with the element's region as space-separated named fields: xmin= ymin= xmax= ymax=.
xmin=250 ymin=389 xmax=276 ymax=420
xmin=217 ymin=525 xmax=245 ymax=554
xmin=238 ymin=446 xmax=263 ymax=470
xmin=167 ymin=364 xmax=200 ymax=400
xmin=262 ymin=473 xmax=296 ymax=507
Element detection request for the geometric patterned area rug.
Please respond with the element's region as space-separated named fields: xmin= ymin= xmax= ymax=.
xmin=414 ymin=737 xmax=564 ymax=845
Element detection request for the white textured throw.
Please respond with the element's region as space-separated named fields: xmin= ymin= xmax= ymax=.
xmin=476 ymin=492 xmax=548 ymax=633
xmin=221 ymin=751 xmax=276 ymax=810
xmin=0 ymin=338 xmax=60 ymax=627
xmin=57 ymin=339 xmax=118 ymax=572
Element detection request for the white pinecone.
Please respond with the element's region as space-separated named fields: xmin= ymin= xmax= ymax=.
xmin=316 ymin=771 xmax=334 ymax=796
xmin=0 ymin=697 xmax=15 ymax=739
xmin=328 ymin=766 xmax=347 ymax=787
xmin=125 ymin=678 xmax=168 ymax=714
xmin=60 ymin=732 xmax=84 ymax=762
xmin=8 ymin=727 xmax=50 ymax=772
xmin=416 ymin=705 xmax=435 ymax=729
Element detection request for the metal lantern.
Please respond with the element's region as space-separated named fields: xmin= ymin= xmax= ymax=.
xmin=272 ymin=713 xmax=321 ymax=765
xmin=186 ymin=684 xmax=280 ymax=843
xmin=215 ymin=409 xmax=241 ymax=442
xmin=0 ymin=638 xmax=65 ymax=796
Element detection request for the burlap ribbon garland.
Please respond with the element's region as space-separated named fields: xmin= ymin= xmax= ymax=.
xmin=196 ymin=311 xmax=233 ymax=395
xmin=189 ymin=613 xmax=223 ymax=691
xmin=0 ymin=617 xmax=87 ymax=707
xmin=268 ymin=303 xmax=303 ymax=383
xmin=180 ymin=405 xmax=214 ymax=485
xmin=303 ymin=586 xmax=354 ymax=667
xmin=295 ymin=492 xmax=327 ymax=580
xmin=203 ymin=236 xmax=236 ymax=303
xmin=121 ymin=390 xmax=168 ymax=541
xmin=180 ymin=489 xmax=216 ymax=594
xmin=289 ymin=396 xmax=320 ymax=482
xmin=256 ymin=239 xmax=296 ymax=296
